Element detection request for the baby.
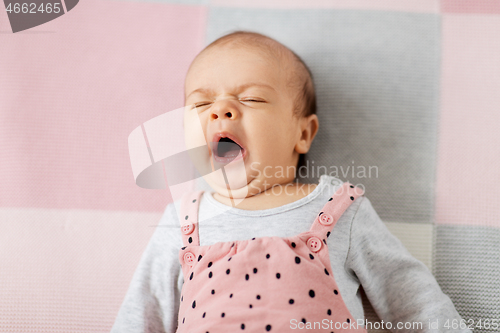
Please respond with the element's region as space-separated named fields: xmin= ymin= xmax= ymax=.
xmin=112 ymin=31 xmax=471 ymax=333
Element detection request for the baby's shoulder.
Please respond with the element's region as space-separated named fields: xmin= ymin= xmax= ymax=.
xmin=319 ymin=175 xmax=371 ymax=221
xmin=159 ymin=201 xmax=181 ymax=227
xmin=146 ymin=202 xmax=183 ymax=250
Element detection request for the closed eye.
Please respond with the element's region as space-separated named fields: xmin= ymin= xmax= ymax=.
xmin=241 ymin=99 xmax=265 ymax=103
xmin=192 ymin=102 xmax=212 ymax=109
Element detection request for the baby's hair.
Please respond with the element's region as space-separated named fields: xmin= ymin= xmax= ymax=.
xmin=194 ymin=30 xmax=317 ymax=120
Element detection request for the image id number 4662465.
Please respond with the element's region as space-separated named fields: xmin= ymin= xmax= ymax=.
xmin=6 ymin=2 xmax=62 ymax=14
xmin=445 ymin=318 xmax=499 ymax=330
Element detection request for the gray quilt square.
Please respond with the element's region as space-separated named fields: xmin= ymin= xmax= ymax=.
xmin=435 ymin=225 xmax=500 ymax=333
xmin=207 ymin=8 xmax=441 ymax=223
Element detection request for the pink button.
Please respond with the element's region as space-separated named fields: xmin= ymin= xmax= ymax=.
xmin=184 ymin=252 xmax=195 ymax=265
xmin=319 ymin=212 xmax=333 ymax=226
xmin=181 ymin=223 xmax=194 ymax=235
xmin=307 ymin=236 xmax=322 ymax=252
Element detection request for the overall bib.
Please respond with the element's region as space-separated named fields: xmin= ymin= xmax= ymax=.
xmin=176 ymin=182 xmax=368 ymax=333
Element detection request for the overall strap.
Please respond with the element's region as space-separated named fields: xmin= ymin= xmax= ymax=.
xmin=309 ymin=182 xmax=365 ymax=234
xmin=179 ymin=190 xmax=204 ymax=247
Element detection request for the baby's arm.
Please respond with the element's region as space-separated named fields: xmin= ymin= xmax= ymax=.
xmin=110 ymin=204 xmax=182 ymax=333
xmin=345 ymin=197 xmax=471 ymax=333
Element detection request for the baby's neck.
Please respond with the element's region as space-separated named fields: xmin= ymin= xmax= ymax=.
xmin=211 ymin=181 xmax=318 ymax=211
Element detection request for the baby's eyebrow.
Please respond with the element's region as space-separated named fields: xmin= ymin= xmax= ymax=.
xmin=186 ymin=82 xmax=275 ymax=100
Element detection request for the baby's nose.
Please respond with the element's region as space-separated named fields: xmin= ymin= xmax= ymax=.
xmin=210 ymin=100 xmax=238 ymax=121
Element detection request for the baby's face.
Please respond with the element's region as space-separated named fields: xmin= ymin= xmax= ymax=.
xmin=184 ymin=44 xmax=303 ymax=198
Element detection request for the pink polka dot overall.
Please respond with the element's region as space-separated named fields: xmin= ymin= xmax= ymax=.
xmin=177 ymin=182 xmax=368 ymax=333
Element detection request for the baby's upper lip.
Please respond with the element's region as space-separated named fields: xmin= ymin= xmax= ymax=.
xmin=210 ymin=131 xmax=245 ymax=156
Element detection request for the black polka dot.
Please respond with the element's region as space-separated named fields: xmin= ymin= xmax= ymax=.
xmin=252 ymin=237 xmax=255 ymax=240
xmin=221 ymin=313 xmax=225 ymax=318
xmin=182 ymin=317 xmax=185 ymax=324
xmin=334 ymin=289 xmax=338 ymax=295
xmin=231 ymin=243 xmax=235 ymax=248
xmin=301 ymin=318 xmax=306 ymax=324
xmin=202 ymin=312 xmax=206 ymax=318
xmin=188 ymin=237 xmax=193 ymax=243
xmin=181 ymin=246 xmax=186 ymax=250
xmin=208 ymin=262 xmax=212 ymax=268
xmin=291 ymin=242 xmax=296 ymax=248
xmin=208 ymin=271 xmax=213 ymax=278
xmin=192 ymin=300 xmax=196 ymax=308
xmin=189 ymin=272 xmax=194 ymax=280
xmin=323 ymin=239 xmax=327 ymax=244
xmin=198 ymin=255 xmax=202 ymax=262
xmin=185 ymin=215 xmax=188 ymax=220
xmin=324 ymin=268 xmax=330 ymax=276
xmin=309 ymin=290 xmax=315 ymax=298
xmin=249 ymin=304 xmax=253 ymax=308
xmin=226 ymin=269 xmax=230 ymax=275
xmin=327 ymin=231 xmax=331 ymax=238
xmin=295 ymin=256 xmax=301 ymax=264
xmin=347 ymin=319 xmax=350 ymax=323
xmin=327 ymin=309 xmax=331 ymax=316
xmin=350 ymin=185 xmax=354 ymax=188
xmin=266 ymin=254 xmax=270 ymax=259
xmin=276 ymin=273 xmax=281 ymax=279
xmin=309 ymin=254 xmax=314 ymax=260
xmin=241 ymin=323 xmax=245 ymax=330
xmin=211 ymin=289 xmax=215 ymax=295
xmin=253 ymin=268 xmax=258 ymax=274
xmin=229 ymin=293 xmax=233 ymax=298
xmin=328 ymin=197 xmax=332 ymax=201
xmin=350 ymin=196 xmax=354 ymax=201
xmin=289 ymin=299 xmax=294 ymax=304
xmin=228 ymin=257 xmax=232 ymax=261
xmin=266 ymin=324 xmax=272 ymax=331
xmin=256 ymin=295 xmax=261 ymax=300
xmin=319 ymin=212 xmax=323 ymax=216
xmin=245 ymin=274 xmax=249 ymax=281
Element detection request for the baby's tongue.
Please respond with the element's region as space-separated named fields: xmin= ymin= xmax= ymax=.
xmin=222 ymin=146 xmax=241 ymax=157
xmin=218 ymin=139 xmax=242 ymax=158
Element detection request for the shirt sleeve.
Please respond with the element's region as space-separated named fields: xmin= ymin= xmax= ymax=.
xmin=110 ymin=204 xmax=183 ymax=333
xmin=345 ymin=196 xmax=471 ymax=333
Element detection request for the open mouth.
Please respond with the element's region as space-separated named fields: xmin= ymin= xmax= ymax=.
xmin=211 ymin=135 xmax=246 ymax=163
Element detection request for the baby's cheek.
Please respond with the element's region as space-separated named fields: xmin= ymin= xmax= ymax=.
xmin=184 ymin=118 xmax=207 ymax=148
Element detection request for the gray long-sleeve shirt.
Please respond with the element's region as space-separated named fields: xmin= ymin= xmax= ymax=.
xmin=111 ymin=175 xmax=470 ymax=333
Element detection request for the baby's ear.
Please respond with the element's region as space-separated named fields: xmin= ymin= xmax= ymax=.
xmin=295 ymin=114 xmax=319 ymax=154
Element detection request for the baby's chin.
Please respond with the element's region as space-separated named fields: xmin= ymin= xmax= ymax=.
xmin=202 ymin=152 xmax=253 ymax=197
xmin=204 ymin=172 xmax=249 ymax=199
xmin=203 ymin=170 xmax=267 ymax=202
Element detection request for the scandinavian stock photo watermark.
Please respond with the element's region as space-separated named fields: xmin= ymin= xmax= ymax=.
xmin=246 ymin=160 xmax=377 ymax=197
xmin=289 ymin=317 xmax=480 ymax=331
